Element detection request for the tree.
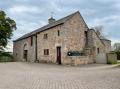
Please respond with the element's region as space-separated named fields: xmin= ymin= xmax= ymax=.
xmin=114 ymin=43 xmax=120 ymax=51
xmin=0 ymin=10 xmax=16 ymax=50
xmin=92 ymin=25 xmax=104 ymax=38
xmin=114 ymin=43 xmax=120 ymax=60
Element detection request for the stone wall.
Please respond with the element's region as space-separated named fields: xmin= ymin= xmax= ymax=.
xmin=37 ymin=24 xmax=65 ymax=63
xmin=107 ymin=52 xmax=117 ymax=64
xmin=62 ymin=12 xmax=89 ymax=64
xmin=66 ymin=56 xmax=89 ymax=65
xmin=13 ymin=36 xmax=36 ymax=62
xmin=88 ymin=29 xmax=106 ymax=63
xmin=101 ymin=39 xmax=111 ymax=53
xmin=37 ymin=12 xmax=89 ymax=65
xmin=87 ymin=30 xmax=94 ymax=48
xmin=92 ymin=30 xmax=105 ymax=54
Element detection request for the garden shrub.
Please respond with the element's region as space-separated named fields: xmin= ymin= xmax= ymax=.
xmin=0 ymin=51 xmax=13 ymax=62
xmin=107 ymin=59 xmax=117 ymax=64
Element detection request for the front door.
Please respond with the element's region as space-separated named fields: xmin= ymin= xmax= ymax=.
xmin=56 ymin=47 xmax=61 ymax=64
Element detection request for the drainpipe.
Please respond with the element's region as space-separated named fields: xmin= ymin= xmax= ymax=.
xmin=35 ymin=34 xmax=38 ymax=62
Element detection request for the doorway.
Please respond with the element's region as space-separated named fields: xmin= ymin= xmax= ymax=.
xmin=56 ymin=46 xmax=61 ymax=64
xmin=24 ymin=50 xmax=28 ymax=61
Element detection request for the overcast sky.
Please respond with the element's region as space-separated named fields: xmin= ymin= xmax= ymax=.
xmin=1 ymin=0 xmax=120 ymax=51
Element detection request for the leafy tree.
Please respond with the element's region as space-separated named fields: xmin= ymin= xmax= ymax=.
xmin=114 ymin=43 xmax=120 ymax=60
xmin=91 ymin=25 xmax=105 ymax=38
xmin=0 ymin=10 xmax=16 ymax=50
xmin=114 ymin=43 xmax=120 ymax=51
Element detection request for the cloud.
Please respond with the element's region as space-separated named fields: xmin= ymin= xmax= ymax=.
xmin=1 ymin=0 xmax=120 ymax=51
xmin=8 ymin=5 xmax=41 ymax=14
xmin=88 ymin=15 xmax=120 ymax=26
xmin=4 ymin=41 xmax=13 ymax=52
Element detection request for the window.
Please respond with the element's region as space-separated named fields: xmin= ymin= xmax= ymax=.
xmin=58 ymin=30 xmax=60 ymax=36
xmin=84 ymin=31 xmax=88 ymax=45
xmin=30 ymin=36 xmax=33 ymax=46
xmin=44 ymin=49 xmax=49 ymax=55
xmin=97 ymin=48 xmax=100 ymax=54
xmin=84 ymin=31 xmax=87 ymax=39
xmin=44 ymin=34 xmax=48 ymax=39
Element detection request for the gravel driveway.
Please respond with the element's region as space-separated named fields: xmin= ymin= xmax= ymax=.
xmin=0 ymin=62 xmax=120 ymax=89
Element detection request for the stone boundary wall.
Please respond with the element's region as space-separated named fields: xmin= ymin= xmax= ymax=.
xmin=107 ymin=52 xmax=117 ymax=64
xmin=67 ymin=56 xmax=89 ymax=65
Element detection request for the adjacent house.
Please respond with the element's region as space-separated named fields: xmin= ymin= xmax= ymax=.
xmin=13 ymin=11 xmax=111 ymax=65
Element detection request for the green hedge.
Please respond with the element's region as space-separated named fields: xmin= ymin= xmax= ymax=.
xmin=116 ymin=51 xmax=120 ymax=60
xmin=0 ymin=51 xmax=13 ymax=62
xmin=107 ymin=60 xmax=117 ymax=64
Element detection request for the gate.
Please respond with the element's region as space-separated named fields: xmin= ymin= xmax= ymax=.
xmin=96 ymin=53 xmax=107 ymax=64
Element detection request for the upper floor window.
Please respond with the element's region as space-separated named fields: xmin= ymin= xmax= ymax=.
xmin=84 ymin=31 xmax=88 ymax=39
xmin=30 ymin=36 xmax=33 ymax=46
xmin=44 ymin=34 xmax=48 ymax=39
xmin=58 ymin=30 xmax=60 ymax=36
xmin=44 ymin=49 xmax=49 ymax=55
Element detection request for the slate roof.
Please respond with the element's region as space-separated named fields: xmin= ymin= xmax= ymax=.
xmin=100 ymin=38 xmax=111 ymax=41
xmin=14 ymin=11 xmax=80 ymax=42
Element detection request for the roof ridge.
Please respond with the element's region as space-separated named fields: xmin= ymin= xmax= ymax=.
xmin=14 ymin=11 xmax=80 ymax=42
xmin=55 ymin=11 xmax=79 ymax=22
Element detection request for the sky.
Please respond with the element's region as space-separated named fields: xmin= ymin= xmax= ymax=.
xmin=1 ymin=0 xmax=120 ymax=51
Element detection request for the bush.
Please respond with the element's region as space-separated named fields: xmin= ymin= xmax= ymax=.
xmin=0 ymin=51 xmax=13 ymax=62
xmin=115 ymin=51 xmax=120 ymax=60
xmin=107 ymin=60 xmax=117 ymax=64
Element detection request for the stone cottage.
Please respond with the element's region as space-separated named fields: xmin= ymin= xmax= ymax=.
xmin=13 ymin=11 xmax=111 ymax=65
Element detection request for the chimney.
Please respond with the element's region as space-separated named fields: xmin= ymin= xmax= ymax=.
xmin=48 ymin=17 xmax=55 ymax=24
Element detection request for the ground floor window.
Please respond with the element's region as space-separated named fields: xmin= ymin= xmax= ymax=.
xmin=44 ymin=49 xmax=49 ymax=55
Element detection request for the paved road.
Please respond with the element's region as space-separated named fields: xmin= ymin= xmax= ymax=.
xmin=0 ymin=62 xmax=120 ymax=89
